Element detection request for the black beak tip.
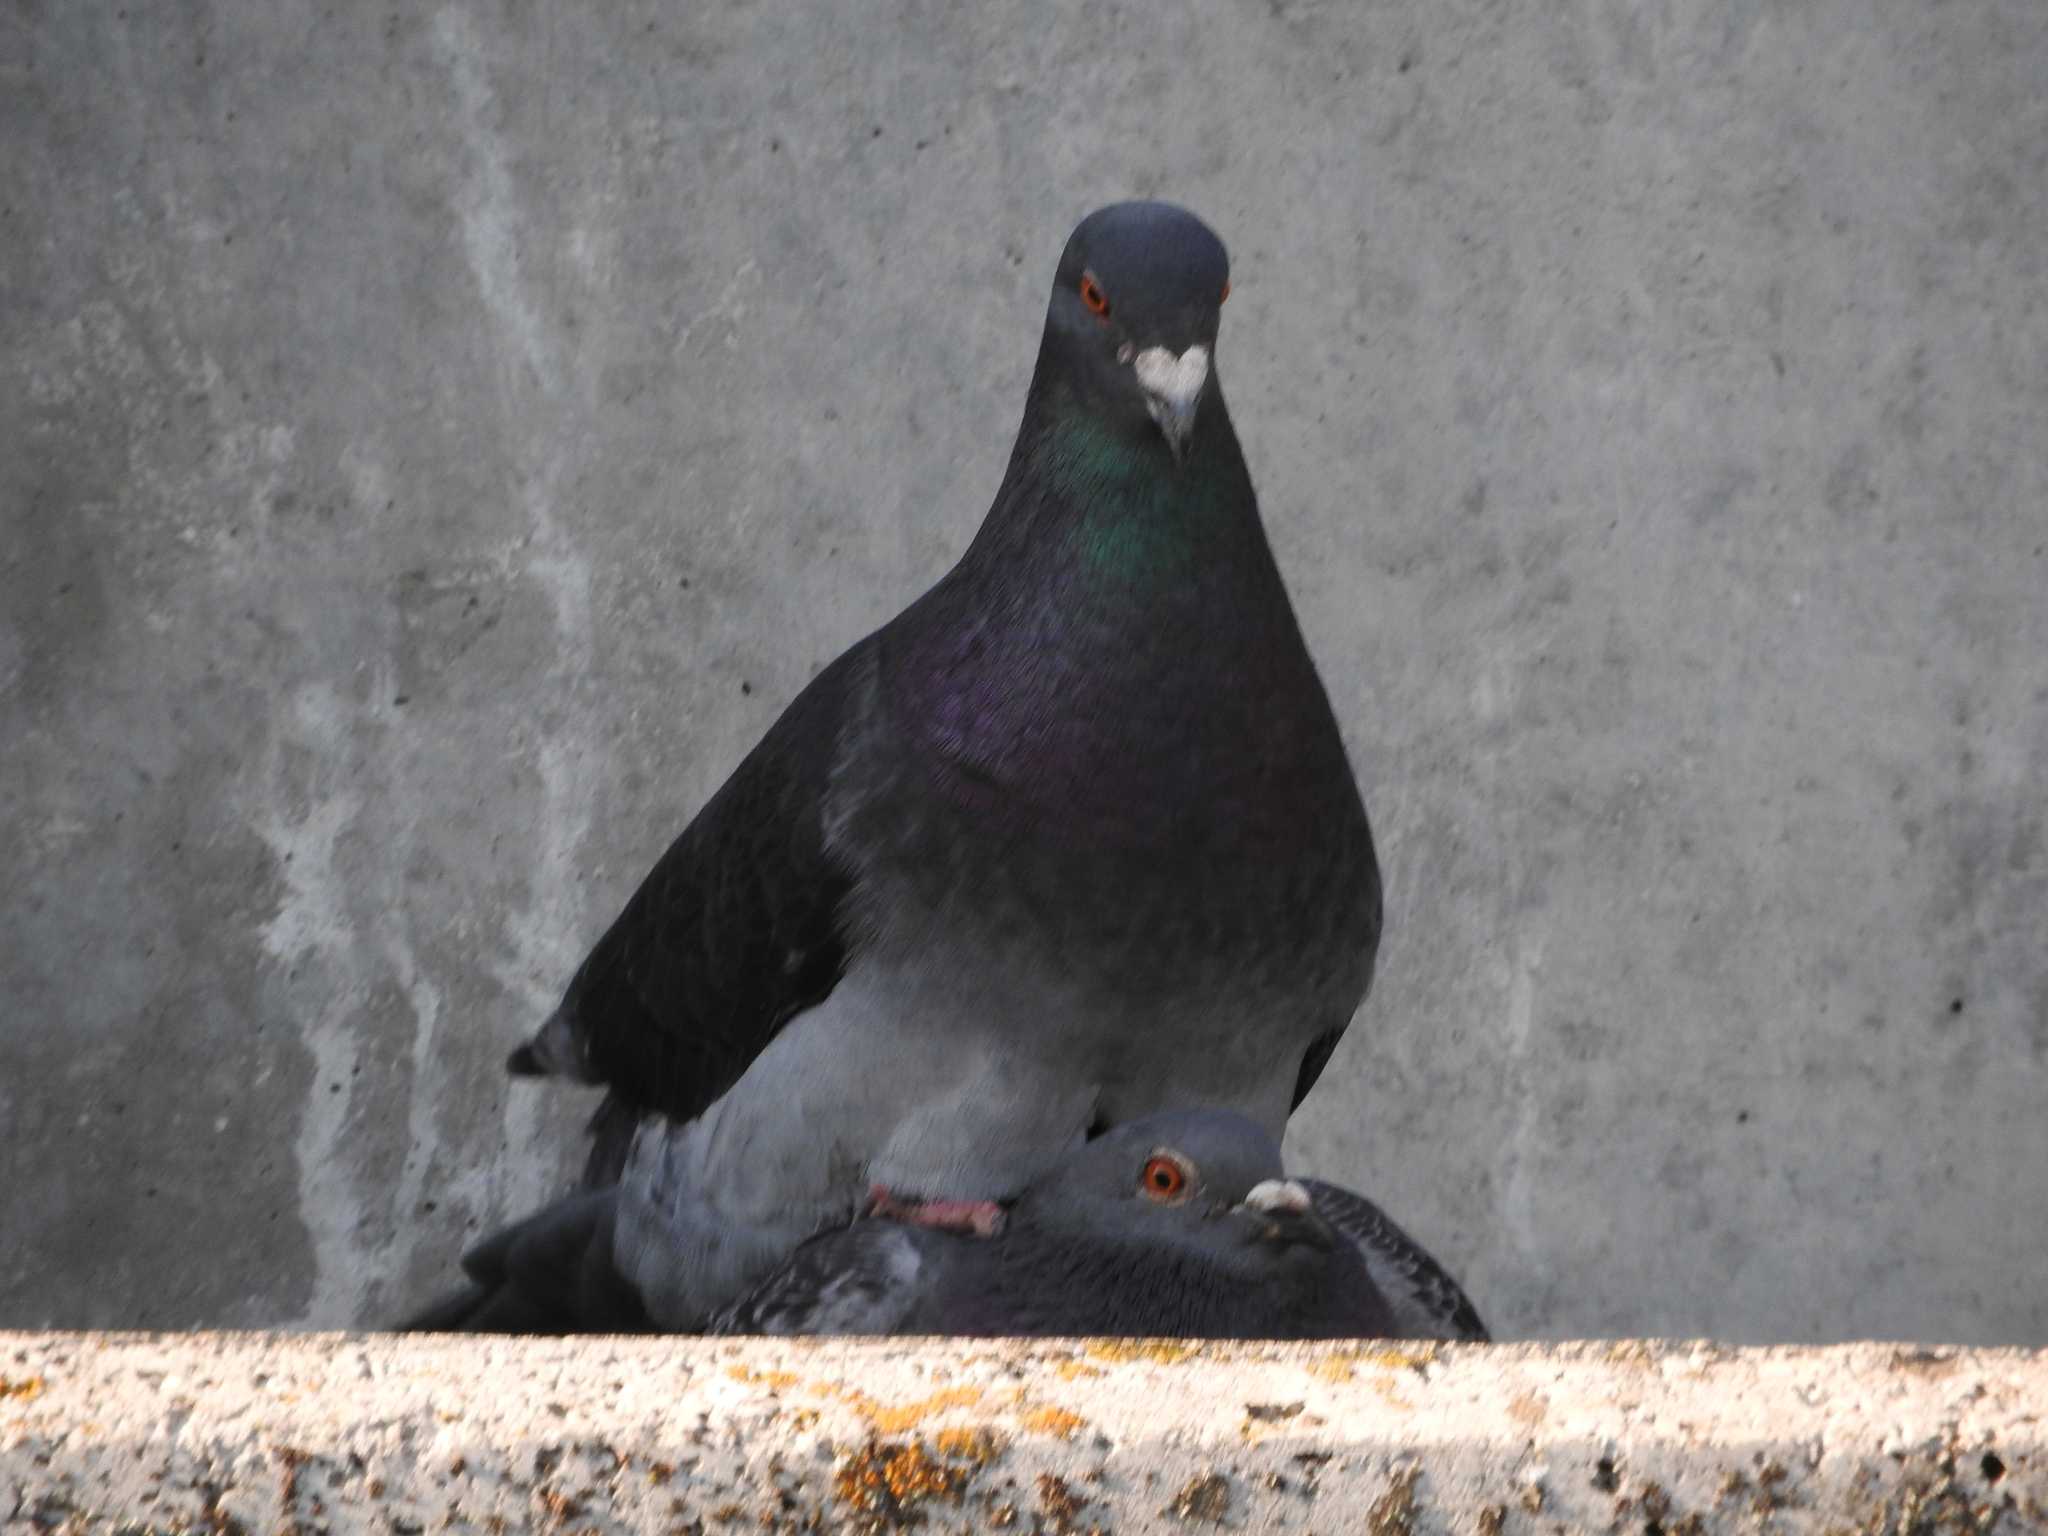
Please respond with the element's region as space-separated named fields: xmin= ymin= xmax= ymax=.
xmin=1234 ymin=1207 xmax=1337 ymax=1253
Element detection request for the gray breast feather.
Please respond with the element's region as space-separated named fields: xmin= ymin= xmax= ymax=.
xmin=1300 ymin=1178 xmax=1490 ymax=1342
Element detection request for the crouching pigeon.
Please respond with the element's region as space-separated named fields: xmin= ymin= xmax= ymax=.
xmin=404 ymin=1110 xmax=1488 ymax=1343
xmin=715 ymin=1109 xmax=1487 ymax=1341
xmin=481 ymin=200 xmax=1382 ymax=1328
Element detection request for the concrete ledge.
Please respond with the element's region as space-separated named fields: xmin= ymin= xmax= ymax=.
xmin=3 ymin=1334 xmax=2042 ymax=1533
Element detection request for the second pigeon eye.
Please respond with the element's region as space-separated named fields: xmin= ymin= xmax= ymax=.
xmin=1079 ymin=272 xmax=1112 ymax=319
xmin=1139 ymin=1153 xmax=1192 ymax=1202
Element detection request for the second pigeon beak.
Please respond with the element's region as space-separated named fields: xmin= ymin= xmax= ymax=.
xmin=1233 ymin=1178 xmax=1337 ymax=1251
xmin=1134 ymin=345 xmax=1210 ymax=461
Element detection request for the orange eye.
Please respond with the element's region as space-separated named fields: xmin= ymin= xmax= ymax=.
xmin=1139 ymin=1154 xmax=1190 ymax=1202
xmin=1079 ymin=271 xmax=1111 ymax=319
xmin=1219 ymin=279 xmax=1231 ymax=305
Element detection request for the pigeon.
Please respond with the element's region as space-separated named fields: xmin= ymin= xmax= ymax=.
xmin=715 ymin=1110 xmax=1489 ymax=1340
xmin=402 ymin=1190 xmax=651 ymax=1335
xmin=493 ymin=201 xmax=1383 ymax=1327
xmin=402 ymin=1111 xmax=1487 ymax=1341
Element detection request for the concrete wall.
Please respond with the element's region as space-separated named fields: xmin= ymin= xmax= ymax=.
xmin=3 ymin=1 xmax=2043 ymax=1340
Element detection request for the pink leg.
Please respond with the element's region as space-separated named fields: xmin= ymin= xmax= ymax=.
xmin=866 ymin=1186 xmax=1007 ymax=1238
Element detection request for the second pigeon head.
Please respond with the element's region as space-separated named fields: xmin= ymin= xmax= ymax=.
xmin=1011 ymin=1107 xmax=1339 ymax=1265
xmin=1041 ymin=201 xmax=1233 ymax=462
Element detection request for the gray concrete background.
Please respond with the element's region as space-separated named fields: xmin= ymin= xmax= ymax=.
xmin=2 ymin=1 xmax=2043 ymax=1341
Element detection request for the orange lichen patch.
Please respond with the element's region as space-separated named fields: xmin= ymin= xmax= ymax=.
xmin=1307 ymin=1344 xmax=1438 ymax=1383
xmin=1369 ymin=1383 xmax=1418 ymax=1413
xmin=1053 ymin=1357 xmax=1107 ymax=1381
xmin=1605 ymin=1339 xmax=1659 ymax=1368
xmin=723 ymin=1363 xmax=987 ymax=1435
xmin=841 ymin=1384 xmax=986 ymax=1434
xmin=725 ymin=1364 xmax=803 ymax=1391
xmin=1358 ymin=1344 xmax=1439 ymax=1372
xmin=1507 ymin=1391 xmax=1549 ymax=1426
xmin=1084 ymin=1339 xmax=1198 ymax=1365
xmin=933 ymin=1426 xmax=1005 ymax=1466
xmin=0 ymin=1376 xmax=45 ymax=1403
xmin=834 ymin=1437 xmax=971 ymax=1524
xmin=1022 ymin=1405 xmax=1089 ymax=1440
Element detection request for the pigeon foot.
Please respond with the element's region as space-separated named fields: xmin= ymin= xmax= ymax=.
xmin=866 ymin=1186 xmax=1007 ymax=1238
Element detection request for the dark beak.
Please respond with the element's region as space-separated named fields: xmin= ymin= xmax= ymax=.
xmin=1228 ymin=1179 xmax=1337 ymax=1252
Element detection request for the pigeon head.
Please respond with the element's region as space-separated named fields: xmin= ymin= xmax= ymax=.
xmin=1042 ymin=202 xmax=1232 ymax=461
xmin=1012 ymin=1108 xmax=1337 ymax=1263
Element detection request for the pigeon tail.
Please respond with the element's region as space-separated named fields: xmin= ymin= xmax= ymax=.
xmin=1299 ymin=1178 xmax=1491 ymax=1342
xmin=395 ymin=1188 xmax=651 ymax=1334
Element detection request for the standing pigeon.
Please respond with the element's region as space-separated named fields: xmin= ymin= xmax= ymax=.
xmin=405 ymin=1111 xmax=1488 ymax=1342
xmin=495 ymin=201 xmax=1382 ymax=1327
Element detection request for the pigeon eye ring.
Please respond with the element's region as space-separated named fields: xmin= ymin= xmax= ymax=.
xmin=1139 ymin=1152 xmax=1194 ymax=1203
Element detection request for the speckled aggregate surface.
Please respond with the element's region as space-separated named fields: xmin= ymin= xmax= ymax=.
xmin=2 ymin=1334 xmax=2042 ymax=1533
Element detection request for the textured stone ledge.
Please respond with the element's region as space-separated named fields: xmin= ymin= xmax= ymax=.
xmin=2 ymin=1332 xmax=2042 ymax=1533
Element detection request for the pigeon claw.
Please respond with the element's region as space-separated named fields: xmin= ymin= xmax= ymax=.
xmin=866 ymin=1186 xmax=1007 ymax=1238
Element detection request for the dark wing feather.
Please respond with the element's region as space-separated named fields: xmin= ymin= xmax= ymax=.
xmin=1289 ymin=820 xmax=1381 ymax=1111
xmin=574 ymin=1092 xmax=645 ymax=1191
xmin=711 ymin=1219 xmax=939 ymax=1336
xmin=1300 ymin=1178 xmax=1490 ymax=1342
xmin=516 ymin=644 xmax=867 ymax=1148
xmin=1290 ymin=1028 xmax=1345 ymax=1111
xmin=398 ymin=1189 xmax=651 ymax=1334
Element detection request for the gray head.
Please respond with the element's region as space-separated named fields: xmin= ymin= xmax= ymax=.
xmin=1040 ymin=202 xmax=1233 ymax=460
xmin=1010 ymin=1108 xmax=1335 ymax=1265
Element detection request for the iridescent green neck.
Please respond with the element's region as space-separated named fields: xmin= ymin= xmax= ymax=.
xmin=1038 ymin=405 xmax=1229 ymax=587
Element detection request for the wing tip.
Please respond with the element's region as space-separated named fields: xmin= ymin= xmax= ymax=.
xmin=506 ymin=1009 xmax=598 ymax=1082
